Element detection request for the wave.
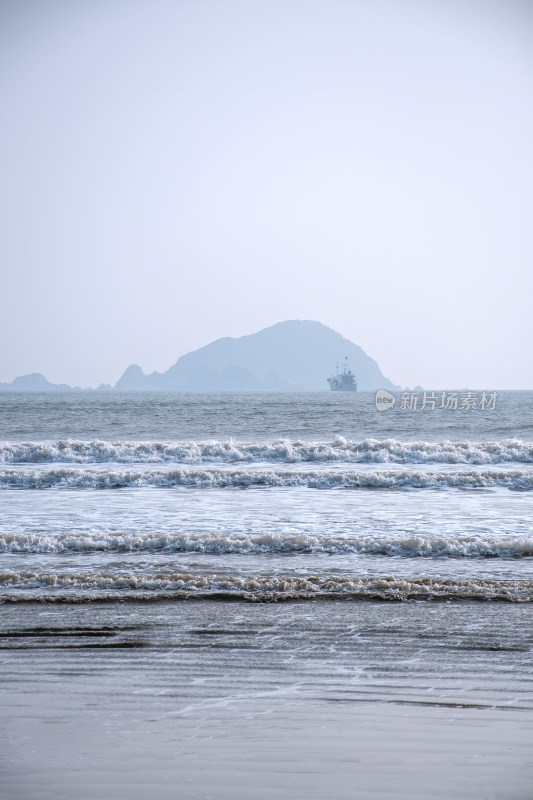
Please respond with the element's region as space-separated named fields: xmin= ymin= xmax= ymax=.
xmin=1 ymin=571 xmax=531 ymax=602
xmin=2 ymin=531 xmax=533 ymax=558
xmin=0 ymin=467 xmax=532 ymax=490
xmin=1 ymin=438 xmax=532 ymax=465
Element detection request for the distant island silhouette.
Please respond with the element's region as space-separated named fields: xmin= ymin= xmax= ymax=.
xmin=1 ymin=320 xmax=398 ymax=391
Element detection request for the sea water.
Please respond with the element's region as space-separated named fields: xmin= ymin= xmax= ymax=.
xmin=1 ymin=391 xmax=532 ymax=798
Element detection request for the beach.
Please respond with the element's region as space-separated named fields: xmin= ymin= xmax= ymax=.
xmin=2 ymin=600 xmax=532 ymax=800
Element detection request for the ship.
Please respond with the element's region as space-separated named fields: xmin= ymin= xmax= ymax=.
xmin=327 ymin=357 xmax=357 ymax=392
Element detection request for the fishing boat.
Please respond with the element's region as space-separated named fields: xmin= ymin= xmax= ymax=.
xmin=327 ymin=357 xmax=357 ymax=391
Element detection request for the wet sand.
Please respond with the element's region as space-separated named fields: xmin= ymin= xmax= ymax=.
xmin=3 ymin=695 xmax=533 ymax=800
xmin=1 ymin=600 xmax=532 ymax=800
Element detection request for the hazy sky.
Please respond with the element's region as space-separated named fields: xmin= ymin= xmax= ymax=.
xmin=1 ymin=0 xmax=532 ymax=388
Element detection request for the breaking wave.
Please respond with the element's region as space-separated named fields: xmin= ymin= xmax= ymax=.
xmin=1 ymin=438 xmax=532 ymax=465
xmin=2 ymin=531 xmax=533 ymax=558
xmin=1 ymin=571 xmax=531 ymax=602
xmin=0 ymin=467 xmax=532 ymax=490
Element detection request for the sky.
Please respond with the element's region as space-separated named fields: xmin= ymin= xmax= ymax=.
xmin=1 ymin=0 xmax=532 ymax=389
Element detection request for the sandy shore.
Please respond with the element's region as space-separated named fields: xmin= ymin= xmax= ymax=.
xmin=3 ymin=691 xmax=532 ymax=800
xmin=1 ymin=600 xmax=532 ymax=799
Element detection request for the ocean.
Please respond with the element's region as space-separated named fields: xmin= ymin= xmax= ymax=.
xmin=1 ymin=391 xmax=532 ymax=799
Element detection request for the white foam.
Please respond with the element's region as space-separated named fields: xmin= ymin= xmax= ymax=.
xmin=1 ymin=530 xmax=532 ymax=557
xmin=0 ymin=438 xmax=532 ymax=464
xmin=0 ymin=467 xmax=532 ymax=489
xmin=1 ymin=571 xmax=531 ymax=601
